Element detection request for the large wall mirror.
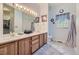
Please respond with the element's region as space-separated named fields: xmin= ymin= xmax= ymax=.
xmin=22 ymin=12 xmax=35 ymax=34
xmin=3 ymin=3 xmax=36 ymax=34
xmin=3 ymin=4 xmax=14 ymax=34
xmin=14 ymin=9 xmax=35 ymax=34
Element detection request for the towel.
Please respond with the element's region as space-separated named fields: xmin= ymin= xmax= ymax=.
xmin=66 ymin=15 xmax=76 ymax=48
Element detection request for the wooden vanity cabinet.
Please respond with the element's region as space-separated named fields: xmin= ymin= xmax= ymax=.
xmin=18 ymin=37 xmax=31 ymax=55
xmin=0 ymin=32 xmax=47 ymax=55
xmin=0 ymin=41 xmax=17 ymax=55
xmin=43 ymin=33 xmax=47 ymax=44
xmin=32 ymin=35 xmax=40 ymax=53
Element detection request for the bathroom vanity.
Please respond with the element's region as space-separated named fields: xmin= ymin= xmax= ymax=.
xmin=0 ymin=3 xmax=48 ymax=55
xmin=0 ymin=32 xmax=47 ymax=55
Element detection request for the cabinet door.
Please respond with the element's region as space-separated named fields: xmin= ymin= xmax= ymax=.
xmin=40 ymin=34 xmax=44 ymax=47
xmin=19 ymin=39 xmax=25 ymax=55
xmin=24 ymin=38 xmax=31 ymax=55
xmin=0 ymin=42 xmax=17 ymax=55
xmin=44 ymin=33 xmax=47 ymax=44
xmin=7 ymin=42 xmax=17 ymax=55
xmin=0 ymin=45 xmax=7 ymax=55
xmin=18 ymin=38 xmax=31 ymax=55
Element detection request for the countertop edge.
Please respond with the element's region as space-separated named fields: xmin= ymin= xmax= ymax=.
xmin=0 ymin=32 xmax=47 ymax=45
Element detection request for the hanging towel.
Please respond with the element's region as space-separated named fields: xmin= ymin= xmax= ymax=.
xmin=66 ymin=15 xmax=76 ymax=48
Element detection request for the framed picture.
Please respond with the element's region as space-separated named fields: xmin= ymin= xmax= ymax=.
xmin=41 ymin=15 xmax=47 ymax=22
xmin=34 ymin=17 xmax=40 ymax=23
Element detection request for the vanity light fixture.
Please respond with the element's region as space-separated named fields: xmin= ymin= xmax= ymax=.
xmin=15 ymin=3 xmax=37 ymax=16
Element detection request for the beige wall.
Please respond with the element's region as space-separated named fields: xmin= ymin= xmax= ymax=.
xmin=20 ymin=3 xmax=48 ymax=33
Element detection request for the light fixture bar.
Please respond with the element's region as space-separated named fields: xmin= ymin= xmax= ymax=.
xmin=15 ymin=3 xmax=37 ymax=17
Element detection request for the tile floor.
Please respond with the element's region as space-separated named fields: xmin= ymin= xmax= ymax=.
xmin=48 ymin=41 xmax=79 ymax=55
xmin=33 ymin=44 xmax=63 ymax=55
xmin=33 ymin=41 xmax=79 ymax=55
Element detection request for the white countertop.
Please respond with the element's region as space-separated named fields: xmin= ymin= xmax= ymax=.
xmin=0 ymin=31 xmax=47 ymax=45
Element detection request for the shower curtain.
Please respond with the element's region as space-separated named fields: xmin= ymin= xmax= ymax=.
xmin=66 ymin=15 xmax=76 ymax=48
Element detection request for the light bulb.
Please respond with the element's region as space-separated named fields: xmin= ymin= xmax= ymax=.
xmin=15 ymin=4 xmax=19 ymax=7
xmin=27 ymin=8 xmax=30 ymax=11
xmin=20 ymin=6 xmax=22 ymax=8
xmin=23 ymin=7 xmax=26 ymax=10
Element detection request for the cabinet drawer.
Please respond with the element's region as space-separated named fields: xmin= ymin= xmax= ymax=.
xmin=32 ymin=36 xmax=39 ymax=40
xmin=32 ymin=39 xmax=39 ymax=45
xmin=32 ymin=43 xmax=39 ymax=53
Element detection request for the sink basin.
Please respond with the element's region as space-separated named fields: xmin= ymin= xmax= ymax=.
xmin=24 ymin=30 xmax=32 ymax=34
